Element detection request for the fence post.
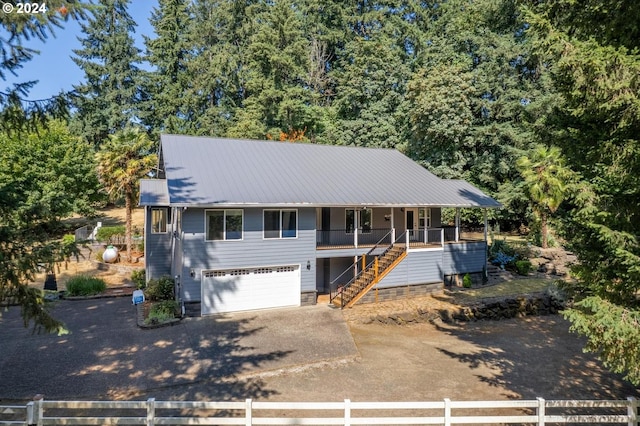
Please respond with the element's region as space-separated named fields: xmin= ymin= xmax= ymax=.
xmin=146 ymin=398 xmax=155 ymax=426
xmin=26 ymin=401 xmax=34 ymax=425
xmin=628 ymin=396 xmax=638 ymax=426
xmin=441 ymin=228 xmax=445 ymax=247
xmin=32 ymin=394 xmax=43 ymax=426
xmin=245 ymin=398 xmax=252 ymax=426
xmin=444 ymin=398 xmax=451 ymax=426
xmin=344 ymin=399 xmax=351 ymax=426
xmin=537 ymin=397 xmax=545 ymax=426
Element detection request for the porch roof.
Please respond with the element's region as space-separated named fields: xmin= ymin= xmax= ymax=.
xmin=139 ymin=179 xmax=169 ymax=206
xmin=140 ymin=134 xmax=500 ymax=208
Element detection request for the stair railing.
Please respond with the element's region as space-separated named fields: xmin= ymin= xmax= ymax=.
xmin=329 ymin=230 xmax=394 ymax=306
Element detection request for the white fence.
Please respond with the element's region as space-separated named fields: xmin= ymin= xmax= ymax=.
xmin=1 ymin=397 xmax=638 ymax=425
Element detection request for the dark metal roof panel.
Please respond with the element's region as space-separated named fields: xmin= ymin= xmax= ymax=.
xmin=159 ymin=134 xmax=500 ymax=208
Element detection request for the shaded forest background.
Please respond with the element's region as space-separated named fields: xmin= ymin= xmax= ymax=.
xmin=1 ymin=0 xmax=639 ymax=385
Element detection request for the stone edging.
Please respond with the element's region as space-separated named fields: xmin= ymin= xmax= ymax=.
xmin=135 ymin=303 xmax=183 ymax=329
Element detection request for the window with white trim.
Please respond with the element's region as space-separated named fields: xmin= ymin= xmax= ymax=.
xmin=264 ymin=209 xmax=297 ymax=239
xmin=206 ymin=209 xmax=243 ymax=241
xmin=151 ymin=208 xmax=168 ymax=233
xmin=419 ymin=208 xmax=431 ymax=228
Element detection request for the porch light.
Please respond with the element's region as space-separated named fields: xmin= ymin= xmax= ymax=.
xmin=307 ymin=260 xmax=311 ymax=270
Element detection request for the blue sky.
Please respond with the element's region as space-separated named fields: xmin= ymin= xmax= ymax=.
xmin=2 ymin=1 xmax=157 ymax=101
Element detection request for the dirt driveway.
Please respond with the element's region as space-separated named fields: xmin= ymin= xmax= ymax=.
xmin=224 ymin=316 xmax=638 ymax=404
xmin=0 ymin=296 xmax=637 ymax=404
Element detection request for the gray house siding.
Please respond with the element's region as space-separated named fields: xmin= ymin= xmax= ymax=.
xmin=179 ymin=207 xmax=317 ymax=302
xmin=376 ymin=249 xmax=444 ymax=288
xmin=144 ymin=206 xmax=172 ymax=280
xmin=442 ymin=241 xmax=487 ymax=275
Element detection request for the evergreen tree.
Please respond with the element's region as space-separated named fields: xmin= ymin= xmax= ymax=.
xmin=525 ymin=0 xmax=640 ymax=384
xmin=0 ymin=1 xmax=88 ymax=134
xmin=71 ymin=0 xmax=142 ymax=146
xmin=227 ymin=0 xmax=317 ymax=140
xmin=185 ymin=0 xmax=257 ymax=136
xmin=405 ymin=0 xmax=546 ymax=226
xmin=328 ymin=1 xmax=412 ymax=149
xmin=142 ymin=0 xmax=193 ymax=133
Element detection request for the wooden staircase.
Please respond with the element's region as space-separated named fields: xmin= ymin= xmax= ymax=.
xmin=332 ymin=244 xmax=407 ymax=309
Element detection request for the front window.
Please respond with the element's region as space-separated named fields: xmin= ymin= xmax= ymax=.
xmin=419 ymin=208 xmax=431 ymax=228
xmin=264 ymin=209 xmax=297 ymax=239
xmin=151 ymin=208 xmax=168 ymax=233
xmin=206 ymin=209 xmax=243 ymax=241
xmin=346 ymin=209 xmax=372 ymax=233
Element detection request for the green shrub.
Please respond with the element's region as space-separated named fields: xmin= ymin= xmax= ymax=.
xmin=131 ymin=269 xmax=146 ymax=289
xmin=66 ymin=275 xmax=107 ymax=296
xmin=145 ymin=276 xmax=174 ymax=301
xmin=145 ymin=300 xmax=179 ymax=325
xmin=463 ymin=273 xmax=472 ymax=288
xmin=515 ymin=260 xmax=532 ymax=276
xmin=488 ymin=238 xmax=517 ymax=259
xmin=96 ymin=225 xmax=125 ymax=243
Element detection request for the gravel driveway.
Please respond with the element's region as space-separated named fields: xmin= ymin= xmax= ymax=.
xmin=0 ymin=296 xmax=637 ymax=403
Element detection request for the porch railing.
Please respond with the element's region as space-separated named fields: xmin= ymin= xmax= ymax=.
xmin=316 ymin=228 xmax=392 ymax=248
xmin=318 ymin=226 xmax=487 ymax=249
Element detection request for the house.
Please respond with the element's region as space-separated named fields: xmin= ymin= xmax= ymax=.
xmin=139 ymin=134 xmax=500 ymax=315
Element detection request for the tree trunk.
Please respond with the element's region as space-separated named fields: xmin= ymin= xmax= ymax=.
xmin=541 ymin=211 xmax=548 ymax=249
xmin=125 ymin=192 xmax=132 ymax=263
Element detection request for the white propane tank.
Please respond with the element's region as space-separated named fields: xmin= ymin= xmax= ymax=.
xmin=102 ymin=245 xmax=119 ymax=263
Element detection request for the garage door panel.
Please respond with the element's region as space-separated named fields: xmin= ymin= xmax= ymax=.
xmin=202 ymin=265 xmax=300 ymax=315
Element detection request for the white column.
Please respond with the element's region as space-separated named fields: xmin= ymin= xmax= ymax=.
xmin=390 ymin=208 xmax=395 ymax=243
xmin=455 ymin=208 xmax=460 ymax=242
xmin=354 ymin=208 xmax=358 ymax=248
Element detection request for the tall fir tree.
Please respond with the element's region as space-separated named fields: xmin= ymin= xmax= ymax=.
xmin=405 ymin=0 xmax=548 ymax=225
xmin=71 ymin=0 xmax=142 ymax=146
xmin=0 ymin=1 xmax=88 ymax=134
xmin=227 ymin=0 xmax=317 ymax=140
xmin=328 ymin=0 xmax=412 ymax=149
xmin=142 ymin=0 xmax=193 ymax=134
xmin=524 ymin=0 xmax=640 ymax=384
xmin=185 ymin=0 xmax=257 ymax=136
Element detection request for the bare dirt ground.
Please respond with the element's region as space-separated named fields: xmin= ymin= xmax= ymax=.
xmin=31 ymin=207 xmax=145 ymax=291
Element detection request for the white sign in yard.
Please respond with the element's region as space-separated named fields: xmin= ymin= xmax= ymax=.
xmin=132 ymin=290 xmax=145 ymax=305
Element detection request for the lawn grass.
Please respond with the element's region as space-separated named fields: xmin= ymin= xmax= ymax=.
xmin=449 ymin=278 xmax=557 ymax=304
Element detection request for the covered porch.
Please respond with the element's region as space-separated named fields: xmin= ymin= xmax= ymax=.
xmin=315 ymin=206 xmax=488 ymax=250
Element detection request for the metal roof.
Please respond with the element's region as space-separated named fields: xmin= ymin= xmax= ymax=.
xmin=139 ymin=179 xmax=169 ymax=206
xmin=142 ymin=134 xmax=500 ymax=208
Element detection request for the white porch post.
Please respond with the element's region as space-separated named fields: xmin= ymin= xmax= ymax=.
xmin=424 ymin=209 xmax=428 ymax=244
xmin=390 ymin=208 xmax=395 ymax=243
xmin=455 ymin=208 xmax=460 ymax=242
xmin=483 ymin=208 xmax=488 ymax=242
xmin=354 ymin=208 xmax=358 ymax=248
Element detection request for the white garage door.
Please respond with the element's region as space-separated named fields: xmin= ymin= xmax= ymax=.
xmin=201 ymin=265 xmax=300 ymax=315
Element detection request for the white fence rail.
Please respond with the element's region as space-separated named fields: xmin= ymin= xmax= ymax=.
xmin=1 ymin=397 xmax=637 ymax=425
